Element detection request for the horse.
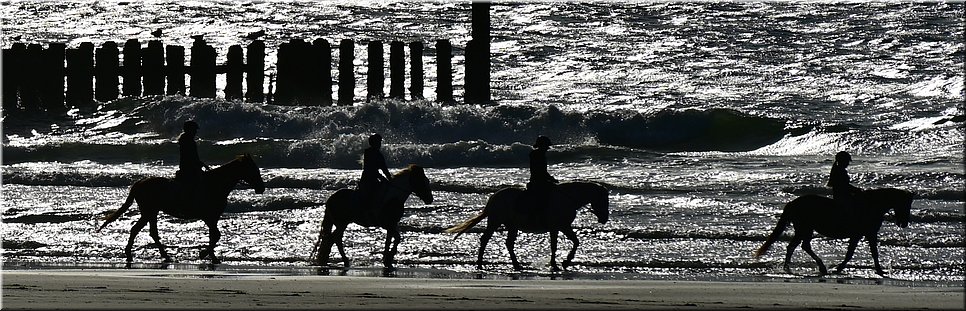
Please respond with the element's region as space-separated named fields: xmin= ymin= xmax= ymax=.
xmin=446 ymin=181 xmax=609 ymax=271
xmin=754 ymin=187 xmax=913 ymax=275
xmin=97 ymin=154 xmax=265 ymax=264
xmin=310 ymin=165 xmax=433 ymax=269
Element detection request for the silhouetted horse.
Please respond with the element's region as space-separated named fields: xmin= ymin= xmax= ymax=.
xmin=98 ymin=154 xmax=265 ymax=264
xmin=754 ymin=188 xmax=913 ymax=275
xmin=446 ymin=181 xmax=609 ymax=271
xmin=310 ymin=165 xmax=433 ymax=269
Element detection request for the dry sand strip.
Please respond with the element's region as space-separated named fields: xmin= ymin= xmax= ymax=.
xmin=1 ymin=270 xmax=963 ymax=310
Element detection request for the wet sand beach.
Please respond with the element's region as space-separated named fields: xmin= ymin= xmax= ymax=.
xmin=2 ymin=268 xmax=963 ymax=310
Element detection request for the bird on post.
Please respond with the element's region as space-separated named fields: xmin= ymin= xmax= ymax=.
xmin=244 ymin=30 xmax=265 ymax=41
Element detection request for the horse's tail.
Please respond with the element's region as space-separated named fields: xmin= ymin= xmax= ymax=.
xmin=310 ymin=207 xmax=335 ymax=262
xmin=97 ymin=186 xmax=136 ymax=232
xmin=311 ymin=190 xmax=350 ymax=265
xmin=444 ymin=210 xmax=487 ymax=239
xmin=754 ymin=202 xmax=793 ymax=258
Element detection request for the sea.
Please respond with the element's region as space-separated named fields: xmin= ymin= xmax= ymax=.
xmin=1 ymin=1 xmax=963 ymax=286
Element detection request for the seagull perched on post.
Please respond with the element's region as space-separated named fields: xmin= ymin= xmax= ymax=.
xmin=244 ymin=30 xmax=265 ymax=41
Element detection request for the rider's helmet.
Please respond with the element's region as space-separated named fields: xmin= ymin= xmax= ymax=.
xmin=534 ymin=135 xmax=552 ymax=149
xmin=835 ymin=151 xmax=852 ymax=165
xmin=368 ymin=133 xmax=383 ymax=146
xmin=183 ymin=120 xmax=199 ymax=131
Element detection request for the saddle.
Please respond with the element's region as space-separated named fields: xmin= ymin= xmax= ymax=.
xmin=353 ymin=183 xmax=391 ymax=225
xmin=516 ymin=185 xmax=562 ymax=230
xmin=830 ymin=193 xmax=868 ymax=226
xmin=171 ymin=171 xmax=205 ymax=216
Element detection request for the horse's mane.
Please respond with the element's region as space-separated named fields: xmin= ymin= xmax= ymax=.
xmin=206 ymin=154 xmax=253 ymax=173
xmin=221 ymin=154 xmax=252 ymax=165
xmin=393 ymin=164 xmax=423 ymax=178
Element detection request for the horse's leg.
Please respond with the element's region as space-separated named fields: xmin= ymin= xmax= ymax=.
xmin=506 ymin=227 xmax=523 ymax=271
xmin=835 ymin=237 xmax=861 ymax=273
xmin=867 ymin=236 xmax=885 ymax=275
xmin=313 ymin=222 xmax=334 ymax=266
xmin=124 ymin=217 xmax=150 ymax=263
xmin=561 ymin=227 xmax=579 ymax=270
xmin=782 ymin=235 xmax=802 ymax=274
xmin=476 ymin=223 xmax=496 ymax=270
xmin=549 ymin=231 xmax=560 ymax=272
xmin=200 ymin=219 xmax=222 ymax=264
xmin=801 ymin=238 xmax=828 ymax=275
xmin=383 ymin=227 xmax=401 ymax=269
xmin=332 ymin=224 xmax=350 ymax=267
xmin=147 ymin=218 xmax=171 ymax=262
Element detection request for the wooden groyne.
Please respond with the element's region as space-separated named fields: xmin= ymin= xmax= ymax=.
xmin=2 ymin=2 xmax=491 ymax=116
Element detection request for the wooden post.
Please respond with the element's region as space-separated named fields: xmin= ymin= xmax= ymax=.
xmin=245 ymin=40 xmax=265 ymax=103
xmin=225 ymin=45 xmax=244 ymax=100
xmin=435 ymin=39 xmax=453 ymax=103
xmin=20 ymin=44 xmax=43 ymax=112
xmin=338 ymin=39 xmax=354 ymax=106
xmin=142 ymin=40 xmax=165 ymax=96
xmin=122 ymin=39 xmax=142 ymax=97
xmin=189 ymin=36 xmax=216 ymax=98
xmin=389 ymin=41 xmax=405 ymax=99
xmin=95 ymin=41 xmax=120 ymax=102
xmin=467 ymin=1 xmax=491 ymax=104
xmin=3 ymin=43 xmax=25 ymax=114
xmin=66 ymin=42 xmax=94 ymax=110
xmin=274 ymin=40 xmax=294 ymax=105
xmin=367 ymin=40 xmax=384 ymax=101
xmin=313 ymin=38 xmax=332 ymax=105
xmin=409 ymin=41 xmax=424 ymax=100
xmin=40 ymin=43 xmax=67 ymax=114
xmin=464 ymin=39 xmax=478 ymax=104
xmin=166 ymin=45 xmax=186 ymax=95
xmin=293 ymin=40 xmax=312 ymax=105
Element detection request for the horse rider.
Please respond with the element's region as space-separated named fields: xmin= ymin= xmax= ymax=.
xmin=523 ymin=135 xmax=559 ymax=215
xmin=827 ymin=151 xmax=864 ymax=214
xmin=358 ymin=133 xmax=393 ymax=209
xmin=176 ymin=120 xmax=210 ymax=199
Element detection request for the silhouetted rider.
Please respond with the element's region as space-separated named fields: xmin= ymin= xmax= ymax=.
xmin=358 ymin=134 xmax=392 ymax=208
xmin=522 ymin=135 xmax=558 ymax=216
xmin=176 ymin=121 xmax=210 ymax=197
xmin=528 ymin=135 xmax=558 ymax=190
xmin=827 ymin=151 xmax=863 ymax=212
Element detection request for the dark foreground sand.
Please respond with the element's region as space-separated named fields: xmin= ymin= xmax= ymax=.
xmin=2 ymin=269 xmax=963 ymax=310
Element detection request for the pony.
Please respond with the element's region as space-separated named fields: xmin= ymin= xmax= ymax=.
xmin=310 ymin=165 xmax=433 ymax=269
xmin=754 ymin=188 xmax=913 ymax=275
xmin=446 ymin=181 xmax=609 ymax=271
xmin=98 ymin=154 xmax=265 ymax=264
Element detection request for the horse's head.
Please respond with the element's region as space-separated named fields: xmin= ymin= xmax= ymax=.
xmin=397 ymin=164 xmax=432 ymax=204
xmin=410 ymin=165 xmax=433 ymax=204
xmin=589 ymin=183 xmax=610 ymax=224
xmin=560 ymin=181 xmax=610 ymax=224
xmin=892 ymin=189 xmax=913 ymax=228
xmin=238 ymin=154 xmax=265 ymax=194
